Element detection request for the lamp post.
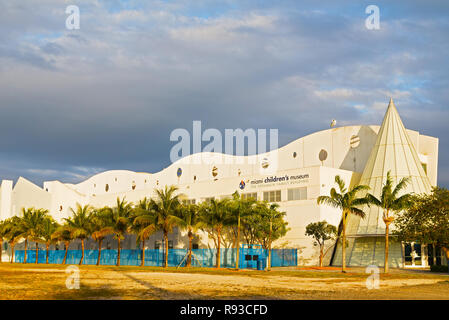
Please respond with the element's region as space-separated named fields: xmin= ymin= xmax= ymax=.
xmin=235 ymin=212 xmax=241 ymax=270
xmin=267 ymin=220 xmax=272 ymax=271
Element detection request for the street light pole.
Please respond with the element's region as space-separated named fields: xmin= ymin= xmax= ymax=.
xmin=235 ymin=212 xmax=240 ymax=269
xmin=268 ymin=220 xmax=272 ymax=271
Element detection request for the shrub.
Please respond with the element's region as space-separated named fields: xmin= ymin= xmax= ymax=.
xmin=430 ymin=265 xmax=449 ymax=273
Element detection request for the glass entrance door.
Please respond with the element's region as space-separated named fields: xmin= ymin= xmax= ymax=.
xmin=404 ymin=242 xmax=422 ymax=267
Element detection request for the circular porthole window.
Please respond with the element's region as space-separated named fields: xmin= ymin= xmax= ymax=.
xmin=105 ymin=184 xmax=109 ymax=192
xmin=293 ymin=152 xmax=297 ymax=158
xmin=350 ymin=135 xmax=361 ymax=149
xmin=132 ymin=181 xmax=136 ymax=190
xmin=194 ymin=175 xmax=197 ymax=181
xmin=177 ymin=168 xmax=182 ymax=177
xmin=319 ymin=149 xmax=328 ymax=162
xmin=212 ymin=166 xmax=218 ymax=177
xmin=261 ymin=157 xmax=269 ymax=169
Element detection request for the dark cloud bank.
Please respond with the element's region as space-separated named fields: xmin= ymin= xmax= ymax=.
xmin=0 ymin=0 xmax=448 ymax=187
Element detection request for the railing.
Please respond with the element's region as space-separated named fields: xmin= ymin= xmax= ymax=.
xmin=13 ymin=248 xmax=298 ymax=269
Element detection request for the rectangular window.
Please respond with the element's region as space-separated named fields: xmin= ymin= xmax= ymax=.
xmin=168 ymin=241 xmax=173 ymax=249
xmin=192 ymin=243 xmax=199 ymax=250
xmin=263 ymin=190 xmax=281 ymax=202
xmin=203 ymin=197 xmax=214 ymax=203
xmin=288 ymin=187 xmax=307 ymax=201
xmin=182 ymin=199 xmax=196 ymax=205
xmin=154 ymin=241 xmax=161 ymax=250
xmin=242 ymin=192 xmax=257 ymax=200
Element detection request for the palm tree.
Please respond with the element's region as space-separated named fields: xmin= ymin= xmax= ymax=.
xmin=41 ymin=217 xmax=59 ymax=264
xmin=51 ymin=226 xmax=73 ymax=265
xmin=131 ymin=198 xmax=157 ymax=267
xmin=317 ymin=175 xmax=370 ymax=272
xmin=4 ymin=217 xmax=24 ymax=263
xmin=0 ymin=220 xmax=7 ymax=263
xmin=65 ymin=203 xmax=93 ymax=265
xmin=229 ymin=192 xmax=257 ymax=269
xmin=365 ymin=171 xmax=412 ymax=273
xmin=260 ymin=202 xmax=284 ymax=271
xmin=177 ymin=203 xmax=203 ymax=267
xmin=97 ymin=198 xmax=133 ymax=266
xmin=91 ymin=208 xmax=110 ymax=266
xmin=200 ymin=198 xmax=232 ymax=268
xmin=20 ymin=208 xmax=49 ymax=264
xmin=148 ymin=186 xmax=184 ymax=268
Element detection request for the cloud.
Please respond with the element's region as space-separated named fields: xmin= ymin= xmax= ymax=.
xmin=314 ymin=88 xmax=354 ymax=99
xmin=0 ymin=0 xmax=448 ymax=187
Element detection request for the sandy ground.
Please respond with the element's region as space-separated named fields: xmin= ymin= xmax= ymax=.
xmin=1 ymin=263 xmax=449 ymax=300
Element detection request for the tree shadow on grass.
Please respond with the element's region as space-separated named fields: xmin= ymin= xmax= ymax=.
xmin=48 ymin=283 xmax=127 ymax=300
xmin=121 ymin=272 xmax=208 ymax=299
xmin=121 ymin=273 xmax=287 ymax=300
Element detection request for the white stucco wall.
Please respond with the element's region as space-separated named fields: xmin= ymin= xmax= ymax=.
xmin=11 ymin=178 xmax=52 ymax=217
xmin=0 ymin=125 xmax=438 ymax=265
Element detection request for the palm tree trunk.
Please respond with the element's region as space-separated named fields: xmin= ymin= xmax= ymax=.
xmin=187 ymin=231 xmax=192 ymax=268
xmin=164 ymin=231 xmax=168 ymax=268
xmin=79 ymin=239 xmax=85 ymax=265
xmin=35 ymin=242 xmax=39 ymax=264
xmin=63 ymin=242 xmax=68 ymax=265
xmin=235 ymin=214 xmax=241 ymax=269
xmin=96 ymin=239 xmax=102 ymax=266
xmin=385 ymin=222 xmax=390 ymax=273
xmin=342 ymin=211 xmax=347 ymax=273
xmin=444 ymin=247 xmax=449 ymax=273
xmin=23 ymin=239 xmax=28 ymax=264
xmin=0 ymin=239 xmax=2 ymax=263
xmin=46 ymin=243 xmax=49 ymax=264
xmin=117 ymin=238 xmax=121 ymax=266
xmin=141 ymin=240 xmax=145 ymax=267
xmin=320 ymin=244 xmax=324 ymax=267
xmin=10 ymin=244 xmax=15 ymax=263
xmin=216 ymin=227 xmax=221 ymax=269
xmin=383 ymin=209 xmax=392 ymax=273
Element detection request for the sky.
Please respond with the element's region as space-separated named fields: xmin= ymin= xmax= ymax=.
xmin=0 ymin=0 xmax=448 ymax=187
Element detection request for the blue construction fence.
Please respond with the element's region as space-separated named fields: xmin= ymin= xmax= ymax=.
xmin=14 ymin=248 xmax=297 ymax=269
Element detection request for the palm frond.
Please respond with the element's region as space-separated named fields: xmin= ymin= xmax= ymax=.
xmin=349 ymin=207 xmax=366 ymax=218
xmin=334 ymin=175 xmax=347 ymax=194
xmin=391 ymin=176 xmax=411 ymax=199
xmin=317 ymin=196 xmax=341 ymax=209
xmin=365 ymin=193 xmax=381 ymax=207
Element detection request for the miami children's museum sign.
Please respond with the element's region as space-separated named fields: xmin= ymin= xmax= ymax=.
xmin=248 ymin=174 xmax=309 ymax=189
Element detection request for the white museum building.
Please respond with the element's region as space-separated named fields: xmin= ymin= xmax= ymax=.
xmin=0 ymin=99 xmax=442 ymax=267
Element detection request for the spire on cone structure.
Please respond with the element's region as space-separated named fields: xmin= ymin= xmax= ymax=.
xmin=389 ymin=97 xmax=394 ymax=107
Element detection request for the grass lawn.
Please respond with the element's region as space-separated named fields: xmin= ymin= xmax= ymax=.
xmin=1 ymin=262 xmax=449 ymax=300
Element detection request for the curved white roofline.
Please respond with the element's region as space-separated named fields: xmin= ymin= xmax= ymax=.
xmin=73 ymin=124 xmax=423 ymax=182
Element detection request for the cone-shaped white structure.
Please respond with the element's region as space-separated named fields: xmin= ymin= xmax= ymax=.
xmin=333 ymin=98 xmax=432 ymax=267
